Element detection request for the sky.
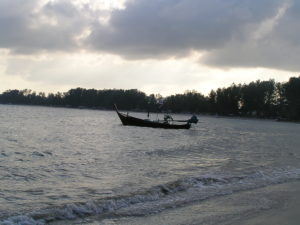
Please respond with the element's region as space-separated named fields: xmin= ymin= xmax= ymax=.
xmin=0 ymin=0 xmax=299 ymax=96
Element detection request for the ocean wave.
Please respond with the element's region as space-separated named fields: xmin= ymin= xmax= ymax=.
xmin=1 ymin=168 xmax=299 ymax=225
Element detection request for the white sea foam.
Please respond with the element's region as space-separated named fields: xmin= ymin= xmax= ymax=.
xmin=1 ymin=168 xmax=299 ymax=225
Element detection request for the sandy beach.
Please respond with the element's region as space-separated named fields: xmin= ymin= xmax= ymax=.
xmin=95 ymin=181 xmax=300 ymax=225
xmin=237 ymin=182 xmax=300 ymax=225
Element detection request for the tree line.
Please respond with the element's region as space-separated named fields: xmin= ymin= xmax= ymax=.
xmin=0 ymin=76 xmax=299 ymax=121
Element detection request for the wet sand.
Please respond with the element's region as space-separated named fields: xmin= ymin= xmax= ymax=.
xmin=237 ymin=182 xmax=300 ymax=225
xmin=96 ymin=181 xmax=300 ymax=225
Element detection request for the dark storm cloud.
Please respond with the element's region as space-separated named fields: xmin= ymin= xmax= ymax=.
xmin=87 ymin=0 xmax=283 ymax=58
xmin=0 ymin=0 xmax=88 ymax=53
xmin=203 ymin=1 xmax=300 ymax=71
xmin=0 ymin=0 xmax=299 ymax=71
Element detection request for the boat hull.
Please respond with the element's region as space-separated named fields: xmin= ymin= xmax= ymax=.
xmin=116 ymin=111 xmax=191 ymax=129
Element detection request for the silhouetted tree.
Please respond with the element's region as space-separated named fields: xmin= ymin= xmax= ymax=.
xmin=282 ymin=77 xmax=300 ymax=120
xmin=0 ymin=77 xmax=300 ymax=121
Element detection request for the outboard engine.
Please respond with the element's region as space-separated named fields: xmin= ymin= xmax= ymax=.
xmin=164 ymin=114 xmax=173 ymax=122
xmin=188 ymin=115 xmax=198 ymax=124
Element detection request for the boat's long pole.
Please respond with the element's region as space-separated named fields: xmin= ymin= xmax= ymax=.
xmin=114 ymin=104 xmax=119 ymax=112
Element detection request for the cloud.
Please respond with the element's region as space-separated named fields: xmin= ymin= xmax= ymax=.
xmin=87 ymin=0 xmax=283 ymax=58
xmin=3 ymin=52 xmax=206 ymax=89
xmin=86 ymin=0 xmax=300 ymax=71
xmin=0 ymin=0 xmax=299 ymax=71
xmin=87 ymin=0 xmax=300 ymax=72
xmin=0 ymin=0 xmax=91 ymax=54
xmin=203 ymin=0 xmax=300 ymax=71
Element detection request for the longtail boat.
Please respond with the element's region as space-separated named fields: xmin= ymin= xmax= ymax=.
xmin=114 ymin=104 xmax=198 ymax=129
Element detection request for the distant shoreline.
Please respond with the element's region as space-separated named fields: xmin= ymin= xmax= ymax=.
xmin=1 ymin=77 xmax=300 ymax=121
xmin=1 ymin=103 xmax=299 ymax=123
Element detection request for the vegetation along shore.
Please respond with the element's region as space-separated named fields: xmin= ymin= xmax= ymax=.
xmin=1 ymin=76 xmax=299 ymax=121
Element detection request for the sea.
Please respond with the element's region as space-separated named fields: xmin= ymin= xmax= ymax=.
xmin=0 ymin=104 xmax=299 ymax=225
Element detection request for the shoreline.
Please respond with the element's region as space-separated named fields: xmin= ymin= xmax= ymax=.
xmin=92 ymin=181 xmax=300 ymax=225
xmin=1 ymin=103 xmax=299 ymax=123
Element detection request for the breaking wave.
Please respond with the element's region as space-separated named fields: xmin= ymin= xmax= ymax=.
xmin=1 ymin=168 xmax=299 ymax=225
